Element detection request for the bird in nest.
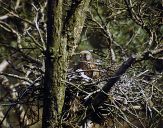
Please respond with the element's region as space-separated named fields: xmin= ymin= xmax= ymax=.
xmin=75 ymin=50 xmax=100 ymax=80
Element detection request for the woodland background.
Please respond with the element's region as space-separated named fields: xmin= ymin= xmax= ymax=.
xmin=0 ymin=0 xmax=163 ymax=128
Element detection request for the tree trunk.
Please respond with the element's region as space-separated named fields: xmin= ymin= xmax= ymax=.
xmin=42 ymin=0 xmax=91 ymax=127
xmin=42 ymin=0 xmax=59 ymax=127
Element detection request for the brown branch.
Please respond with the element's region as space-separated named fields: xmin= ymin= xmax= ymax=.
xmin=0 ymin=60 xmax=9 ymax=72
xmin=62 ymin=0 xmax=82 ymax=33
xmin=0 ymin=43 xmax=42 ymax=66
xmin=0 ymin=72 xmax=33 ymax=84
xmin=124 ymin=0 xmax=160 ymax=50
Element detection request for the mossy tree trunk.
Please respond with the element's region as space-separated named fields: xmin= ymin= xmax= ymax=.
xmin=42 ymin=0 xmax=91 ymax=127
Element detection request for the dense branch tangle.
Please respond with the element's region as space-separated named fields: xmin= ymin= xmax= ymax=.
xmin=0 ymin=0 xmax=163 ymax=128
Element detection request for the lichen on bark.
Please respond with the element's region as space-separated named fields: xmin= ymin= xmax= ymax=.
xmin=66 ymin=0 xmax=91 ymax=57
xmin=43 ymin=0 xmax=91 ymax=127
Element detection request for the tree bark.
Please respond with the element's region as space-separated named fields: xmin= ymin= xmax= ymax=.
xmin=42 ymin=0 xmax=58 ymax=127
xmin=42 ymin=0 xmax=91 ymax=127
xmin=65 ymin=0 xmax=91 ymax=57
xmin=42 ymin=0 xmax=66 ymax=127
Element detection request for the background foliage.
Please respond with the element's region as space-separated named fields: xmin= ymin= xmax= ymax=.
xmin=0 ymin=0 xmax=163 ymax=128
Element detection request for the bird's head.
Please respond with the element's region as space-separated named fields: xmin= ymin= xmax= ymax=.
xmin=80 ymin=51 xmax=93 ymax=62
